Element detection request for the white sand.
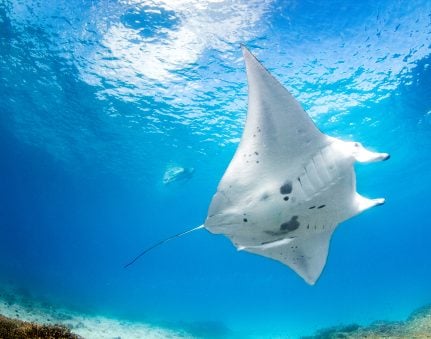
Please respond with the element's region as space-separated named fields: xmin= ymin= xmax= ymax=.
xmin=0 ymin=287 xmax=190 ymax=339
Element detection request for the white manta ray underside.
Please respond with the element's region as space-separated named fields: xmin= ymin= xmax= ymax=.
xmin=126 ymin=46 xmax=389 ymax=285
xmin=203 ymin=46 xmax=389 ymax=284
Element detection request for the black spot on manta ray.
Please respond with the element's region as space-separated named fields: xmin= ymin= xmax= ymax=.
xmin=280 ymin=216 xmax=300 ymax=232
xmin=309 ymin=206 xmax=316 ymax=209
xmin=318 ymin=204 xmax=326 ymax=209
xmin=280 ymin=180 xmax=293 ymax=194
xmin=283 ymin=196 xmax=289 ymax=201
xmin=243 ymin=218 xmax=248 ymax=222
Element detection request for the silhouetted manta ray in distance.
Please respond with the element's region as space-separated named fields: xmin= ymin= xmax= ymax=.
xmin=125 ymin=46 xmax=389 ymax=285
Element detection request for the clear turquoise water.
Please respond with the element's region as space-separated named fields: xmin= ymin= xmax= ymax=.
xmin=0 ymin=0 xmax=430 ymax=337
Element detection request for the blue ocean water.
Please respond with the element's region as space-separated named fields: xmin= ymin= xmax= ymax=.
xmin=0 ymin=0 xmax=430 ymax=337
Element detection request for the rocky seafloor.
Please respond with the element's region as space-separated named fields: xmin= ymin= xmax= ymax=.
xmin=0 ymin=314 xmax=80 ymax=339
xmin=303 ymin=304 xmax=431 ymax=339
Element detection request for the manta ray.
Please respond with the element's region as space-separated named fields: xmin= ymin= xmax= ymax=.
xmin=125 ymin=46 xmax=389 ymax=285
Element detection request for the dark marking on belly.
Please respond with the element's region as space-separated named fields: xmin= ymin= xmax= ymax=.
xmin=283 ymin=196 xmax=289 ymax=201
xmin=280 ymin=180 xmax=293 ymax=194
xmin=280 ymin=216 xmax=300 ymax=232
xmin=264 ymin=217 xmax=300 ymax=237
xmin=309 ymin=206 xmax=316 ymax=209
xmin=318 ymin=204 xmax=326 ymax=209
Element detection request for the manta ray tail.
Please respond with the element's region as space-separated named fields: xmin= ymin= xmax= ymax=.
xmin=124 ymin=224 xmax=205 ymax=268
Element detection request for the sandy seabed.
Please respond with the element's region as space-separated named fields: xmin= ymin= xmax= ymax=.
xmin=0 ymin=285 xmax=188 ymax=339
xmin=1 ymin=284 xmax=431 ymax=338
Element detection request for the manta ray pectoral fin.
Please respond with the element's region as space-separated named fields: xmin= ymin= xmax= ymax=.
xmin=242 ymin=230 xmax=335 ymax=285
xmin=237 ymin=45 xmax=328 ymax=165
